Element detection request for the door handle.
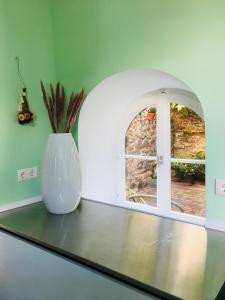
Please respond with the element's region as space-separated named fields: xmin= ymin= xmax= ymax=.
xmin=157 ymin=155 xmax=163 ymax=166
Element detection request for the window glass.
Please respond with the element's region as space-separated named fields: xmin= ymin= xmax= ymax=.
xmin=170 ymin=104 xmax=205 ymax=159
xmin=125 ymin=107 xmax=156 ymax=156
xmin=126 ymin=158 xmax=157 ymax=207
xmin=171 ymin=163 xmax=205 ymax=217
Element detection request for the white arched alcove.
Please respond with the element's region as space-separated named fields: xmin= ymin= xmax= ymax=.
xmin=78 ymin=69 xmax=204 ymax=214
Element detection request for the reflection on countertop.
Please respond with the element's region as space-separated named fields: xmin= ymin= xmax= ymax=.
xmin=0 ymin=199 xmax=225 ymax=300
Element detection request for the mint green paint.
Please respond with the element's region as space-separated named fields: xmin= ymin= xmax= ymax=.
xmin=51 ymin=0 xmax=225 ymax=223
xmin=1 ymin=0 xmax=225 ymax=224
xmin=0 ymin=0 xmax=55 ymax=204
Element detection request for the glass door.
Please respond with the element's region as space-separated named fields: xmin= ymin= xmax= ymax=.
xmin=125 ymin=105 xmax=158 ymax=207
xmin=123 ymin=90 xmax=205 ymax=225
xmin=170 ymin=103 xmax=205 ymax=217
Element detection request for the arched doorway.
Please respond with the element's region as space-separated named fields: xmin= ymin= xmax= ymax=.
xmin=78 ymin=70 xmax=205 ymax=225
xmin=124 ymin=88 xmax=205 ymax=224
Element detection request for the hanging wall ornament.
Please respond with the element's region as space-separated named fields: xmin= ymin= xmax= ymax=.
xmin=15 ymin=57 xmax=35 ymax=124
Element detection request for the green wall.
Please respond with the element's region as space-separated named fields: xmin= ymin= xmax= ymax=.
xmin=51 ymin=0 xmax=225 ymax=223
xmin=0 ymin=0 xmax=55 ymax=204
xmin=1 ymin=0 xmax=225 ymax=224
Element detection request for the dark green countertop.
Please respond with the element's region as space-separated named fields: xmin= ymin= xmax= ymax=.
xmin=0 ymin=199 xmax=225 ymax=300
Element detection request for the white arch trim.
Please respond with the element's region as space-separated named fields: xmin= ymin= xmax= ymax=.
xmin=78 ymin=69 xmax=203 ymax=205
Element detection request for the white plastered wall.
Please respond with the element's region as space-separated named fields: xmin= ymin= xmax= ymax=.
xmin=78 ymin=69 xmax=202 ymax=204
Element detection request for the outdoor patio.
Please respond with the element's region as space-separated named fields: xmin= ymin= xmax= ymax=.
xmin=171 ymin=181 xmax=205 ymax=216
xmin=127 ymin=181 xmax=205 ymax=217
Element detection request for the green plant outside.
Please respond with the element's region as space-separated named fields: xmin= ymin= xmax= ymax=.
xmin=170 ymin=103 xmax=191 ymax=116
xmin=171 ymin=152 xmax=205 ymax=181
xmin=148 ymin=107 xmax=156 ymax=114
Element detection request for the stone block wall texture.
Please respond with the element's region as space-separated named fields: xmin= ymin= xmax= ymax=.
xmin=125 ymin=108 xmax=156 ymax=191
xmin=171 ymin=110 xmax=205 ymax=158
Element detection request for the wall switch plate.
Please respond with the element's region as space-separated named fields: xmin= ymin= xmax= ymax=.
xmin=28 ymin=167 xmax=37 ymax=179
xmin=17 ymin=167 xmax=38 ymax=181
xmin=216 ymin=179 xmax=225 ymax=195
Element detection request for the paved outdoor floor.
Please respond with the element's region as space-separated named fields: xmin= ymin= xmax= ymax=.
xmin=171 ymin=181 xmax=205 ymax=217
xmin=128 ymin=181 xmax=205 ymax=217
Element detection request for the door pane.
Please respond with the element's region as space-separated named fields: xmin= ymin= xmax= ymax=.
xmin=170 ymin=103 xmax=205 ymax=159
xmin=171 ymin=162 xmax=205 ymax=216
xmin=126 ymin=158 xmax=157 ymax=207
xmin=125 ymin=107 xmax=156 ymax=156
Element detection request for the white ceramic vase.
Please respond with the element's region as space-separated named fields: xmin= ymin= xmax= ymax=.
xmin=41 ymin=133 xmax=81 ymax=214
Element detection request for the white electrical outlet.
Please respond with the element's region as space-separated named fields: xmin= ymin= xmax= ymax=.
xmin=216 ymin=179 xmax=225 ymax=195
xmin=17 ymin=169 xmax=28 ymax=181
xmin=17 ymin=167 xmax=38 ymax=181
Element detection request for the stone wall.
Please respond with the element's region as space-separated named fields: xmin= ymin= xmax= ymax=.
xmin=125 ymin=109 xmax=156 ymax=191
xmin=171 ymin=110 xmax=205 ymax=157
xmin=126 ymin=159 xmax=156 ymax=190
xmin=125 ymin=109 xmax=156 ymax=156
